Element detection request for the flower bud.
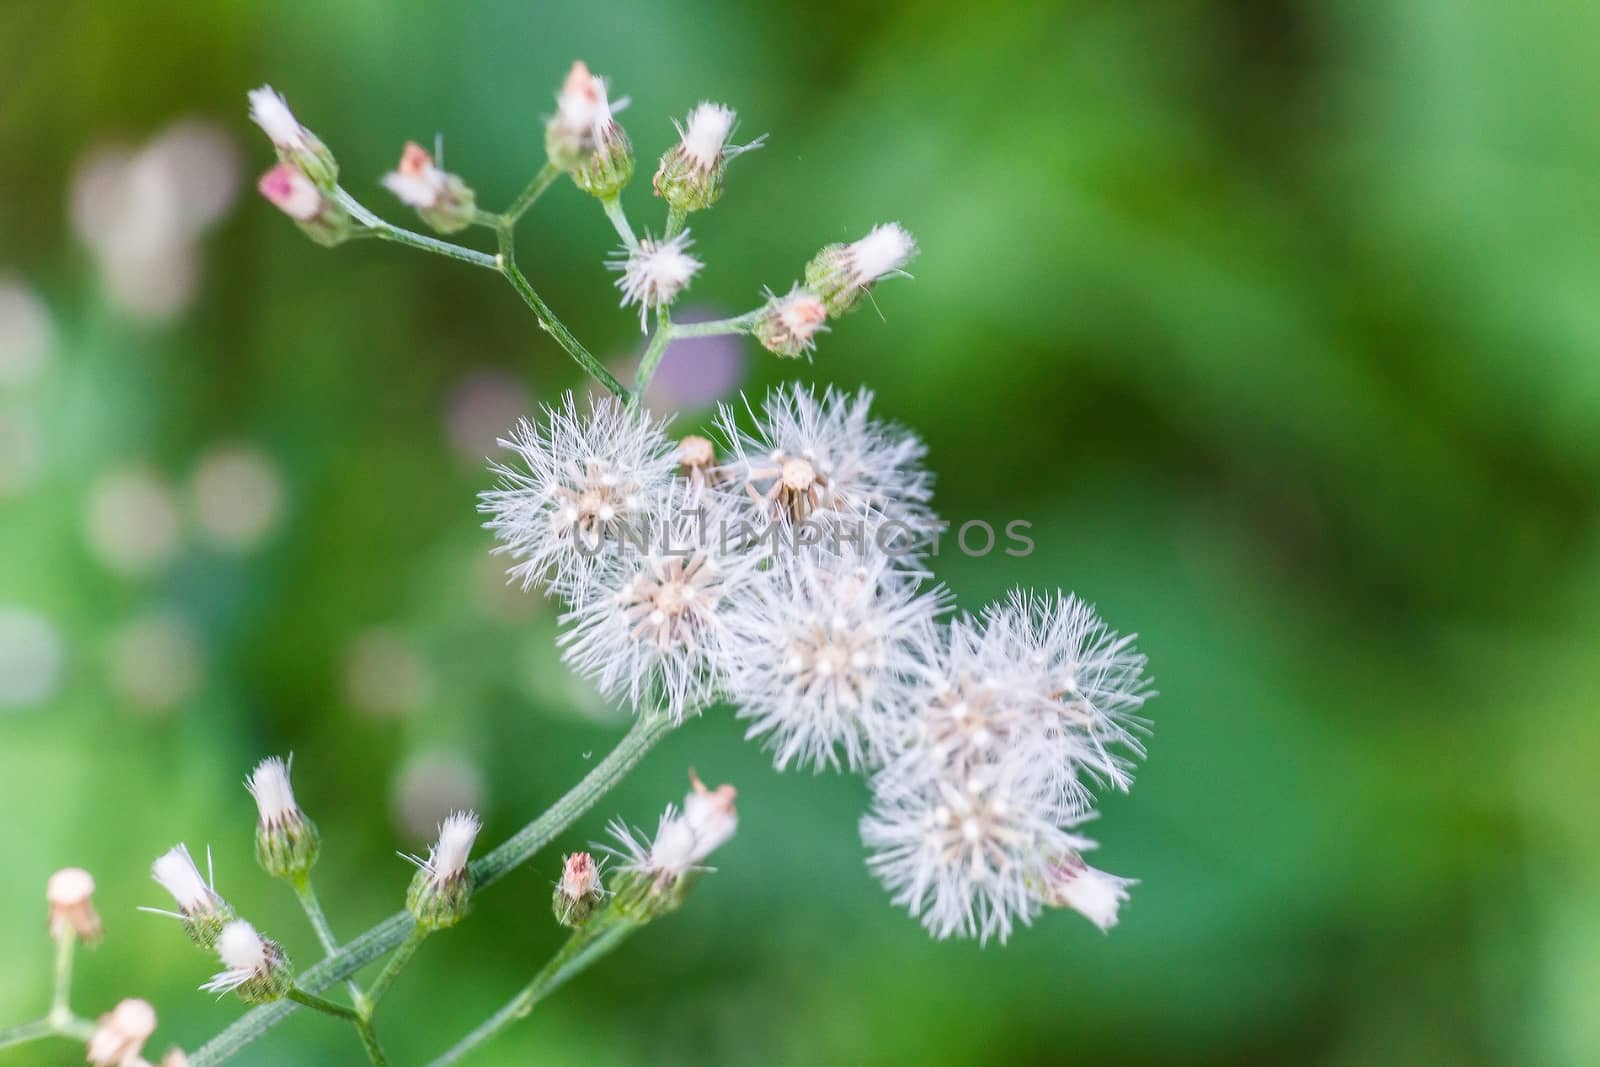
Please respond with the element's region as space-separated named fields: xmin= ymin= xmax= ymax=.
xmin=247 ymin=756 xmax=320 ymax=881
xmin=149 ymin=844 xmax=235 ymax=949
xmin=86 ymin=998 xmax=157 ymax=1067
xmin=46 ymin=867 xmax=102 ymax=943
xmin=804 ymin=223 xmax=918 ymax=317
xmin=247 ymin=86 xmax=337 ymax=188
xmin=753 ymin=287 xmax=829 ymax=358
xmin=257 ymin=165 xmax=353 ymax=248
xmin=545 ymin=61 xmax=633 ymax=198
xmin=405 ymin=810 xmax=480 ymax=930
xmin=382 ymin=142 xmax=477 ymax=234
xmin=552 ymin=851 xmax=605 ymax=928
xmin=653 ymin=103 xmax=763 ymax=214
xmin=201 ymin=920 xmax=293 ymax=1003
xmin=1038 ymin=855 xmax=1134 ymax=932
xmin=607 ymin=772 xmax=738 ymax=918
xmin=609 ymin=232 xmax=702 ymax=331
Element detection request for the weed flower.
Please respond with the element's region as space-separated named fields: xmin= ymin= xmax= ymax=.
xmin=1038 ymin=854 xmax=1135 ymax=932
xmin=609 ymin=232 xmax=702 ymax=330
xmin=609 ymin=772 xmax=737 ymax=889
xmin=553 ymin=851 xmax=606 ymax=927
xmin=46 ymin=867 xmax=102 ymax=943
xmin=805 ymin=223 xmax=918 ymax=317
xmin=201 ymin=920 xmax=291 ymax=1002
xmin=247 ymin=85 xmax=336 ymax=187
xmin=147 ymin=844 xmax=234 ymax=949
xmin=653 ymin=102 xmax=764 ymax=213
xmin=481 ymin=393 xmax=676 ymax=598
xmin=547 ymin=61 xmax=633 ymax=197
xmin=405 ymin=810 xmax=481 ymax=929
xmin=382 ymin=141 xmax=476 ymax=233
xmin=86 ymin=998 xmax=157 ymax=1067
xmin=247 ymin=756 xmax=321 ymax=880
xmin=753 ymin=287 xmax=829 ymax=359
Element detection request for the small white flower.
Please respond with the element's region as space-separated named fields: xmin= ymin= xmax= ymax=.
xmin=406 ymin=810 xmax=482 ymax=889
xmin=148 ymin=843 xmax=226 ymax=920
xmin=247 ymin=86 xmax=307 ymax=152
xmin=86 ymin=998 xmax=157 ymax=1067
xmin=847 ymin=223 xmax=917 ymax=287
xmin=382 ymin=142 xmax=447 ymax=209
xmin=480 ymin=392 xmax=676 ymax=599
xmin=46 ymin=867 xmax=101 ymax=942
xmin=717 ymin=383 xmax=934 ymax=534
xmin=246 ymin=755 xmax=303 ymax=829
xmin=609 ymin=772 xmax=737 ymax=885
xmin=609 ymin=232 xmax=702 ymax=331
xmin=549 ymin=60 xmax=623 ymax=157
xmin=725 ymin=548 xmax=948 ymax=772
xmin=558 ymin=488 xmax=755 ymax=722
xmin=860 ymin=759 xmax=1091 ymax=944
xmin=201 ymin=920 xmax=276 ymax=995
xmin=1039 ymin=855 xmax=1135 ymax=932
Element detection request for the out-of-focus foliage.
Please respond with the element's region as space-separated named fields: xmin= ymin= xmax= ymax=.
xmin=3 ymin=0 xmax=1599 ymax=1063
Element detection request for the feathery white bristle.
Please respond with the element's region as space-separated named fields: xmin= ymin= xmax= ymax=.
xmin=151 ymin=844 xmax=216 ymax=914
xmin=680 ymin=103 xmax=736 ymax=169
xmin=848 ymin=223 xmax=917 ymax=285
xmin=246 ymin=756 xmax=300 ymax=826
xmin=247 ymin=86 xmax=304 ymax=150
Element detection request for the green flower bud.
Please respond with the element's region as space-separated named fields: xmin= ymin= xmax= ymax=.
xmin=803 ymin=223 xmax=918 ymax=318
xmin=382 ymin=142 xmax=478 ymax=235
xmin=248 ymin=86 xmax=338 ymax=189
xmin=202 ymin=920 xmax=294 ymax=1004
xmin=247 ymin=757 xmax=320 ymax=880
xmin=405 ymin=811 xmax=481 ymax=931
xmin=553 ymin=852 xmax=605 ymax=928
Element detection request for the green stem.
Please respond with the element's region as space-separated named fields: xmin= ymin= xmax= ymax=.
xmin=601 ymin=195 xmax=639 ymax=250
xmin=333 ymin=188 xmax=498 ymax=271
xmin=48 ymin=928 xmax=75 ymax=1024
xmin=287 ymin=988 xmax=388 ymax=1066
xmin=363 ymin=926 xmax=428 ymax=1007
xmin=426 ymin=918 xmax=639 ymax=1066
xmin=668 ymin=311 xmax=761 ymax=339
xmin=500 ymin=259 xmax=629 ymax=400
xmin=294 ymin=876 xmax=367 ymax=1007
xmin=663 ymin=204 xmax=689 ymax=239
xmin=632 ymin=310 xmax=673 ymax=403
xmin=505 ymin=162 xmax=563 ymax=223
xmin=188 ymin=712 xmax=676 ymax=1066
xmin=0 ymin=1019 xmax=54 ymax=1051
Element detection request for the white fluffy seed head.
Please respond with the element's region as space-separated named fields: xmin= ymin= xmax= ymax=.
xmin=848 ymin=223 xmax=918 ymax=286
xmin=215 ymin=920 xmax=267 ymax=974
xmin=247 ymin=86 xmax=304 ymax=151
xmin=425 ymin=810 xmax=481 ymax=887
xmin=86 ymin=998 xmax=157 ymax=1067
xmin=610 ymin=232 xmax=702 ymax=331
xmin=680 ymin=103 xmax=736 ymax=170
xmin=246 ymin=756 xmax=302 ymax=828
xmin=151 ymin=844 xmax=220 ymax=916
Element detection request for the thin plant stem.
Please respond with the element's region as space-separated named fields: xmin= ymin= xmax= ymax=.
xmin=601 ymin=195 xmax=639 ymax=250
xmin=426 ymin=918 xmax=639 ymax=1066
xmin=668 ymin=311 xmax=760 ymax=339
xmin=333 ymin=189 xmax=498 ymax=271
xmin=188 ymin=711 xmax=677 ymax=1066
xmin=286 ymin=988 xmax=389 ymax=1067
xmin=294 ymin=875 xmax=367 ymax=1007
xmin=0 ymin=1019 xmax=55 ymax=1050
xmin=632 ymin=310 xmax=673 ymax=403
xmin=363 ymin=925 xmax=428 ymax=1007
xmin=663 ymin=203 xmax=688 ymax=239
xmin=501 ymin=258 xmax=629 ymax=400
xmin=505 ymin=162 xmax=563 ymax=223
xmin=48 ymin=928 xmax=75 ymax=1024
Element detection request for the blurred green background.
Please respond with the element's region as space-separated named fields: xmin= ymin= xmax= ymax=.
xmin=3 ymin=0 xmax=1599 ymax=1063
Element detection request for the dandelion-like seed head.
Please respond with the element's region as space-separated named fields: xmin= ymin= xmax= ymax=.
xmin=481 ymin=393 xmax=676 ymax=600
xmin=727 ymin=549 xmax=947 ymax=772
xmin=46 ymin=866 xmax=102 ymax=943
xmin=718 ymin=383 xmax=934 ymax=534
xmin=86 ymin=998 xmax=157 ymax=1067
xmin=609 ymin=232 xmax=702 ymax=331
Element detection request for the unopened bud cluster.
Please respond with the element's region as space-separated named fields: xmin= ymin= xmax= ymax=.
xmin=249 ymin=86 xmax=353 ymax=246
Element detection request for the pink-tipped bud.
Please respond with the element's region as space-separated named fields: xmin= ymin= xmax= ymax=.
xmin=381 ymin=142 xmax=477 ymax=234
xmin=553 ymin=851 xmax=606 ymax=927
xmin=546 ymin=61 xmax=633 ymax=198
xmin=257 ymin=165 xmax=352 ymax=247
xmin=753 ymin=287 xmax=829 ymax=358
xmin=47 ymin=867 xmax=102 ymax=943
xmin=1039 ymin=855 xmax=1135 ymax=932
xmin=86 ymin=998 xmax=157 ymax=1067
xmin=247 ymin=85 xmax=337 ymax=187
xmin=653 ymin=102 xmax=764 ymax=214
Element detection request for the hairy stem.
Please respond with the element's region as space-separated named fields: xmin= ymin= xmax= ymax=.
xmin=663 ymin=203 xmax=688 ymax=239
xmin=426 ymin=918 xmax=640 ymax=1066
xmin=632 ymin=310 xmax=673 ymax=403
xmin=294 ymin=875 xmax=367 ymax=1007
xmin=363 ymin=926 xmax=427 ymax=1007
xmin=601 ymin=195 xmax=639 ymax=250
xmin=0 ymin=1019 xmax=54 ymax=1050
xmin=668 ymin=311 xmax=761 ymax=339
xmin=505 ymin=162 xmax=563 ymax=223
xmin=500 ymin=258 xmax=629 ymax=400
xmin=287 ymin=988 xmax=388 ymax=1066
xmin=189 ymin=712 xmax=676 ymax=1065
xmin=48 ymin=928 xmax=75 ymax=1024
xmin=333 ymin=189 xmax=498 ymax=271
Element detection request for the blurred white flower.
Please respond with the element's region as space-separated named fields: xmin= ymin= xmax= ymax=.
xmin=188 ymin=444 xmax=285 ymax=551
xmin=391 ymin=751 xmax=487 ymax=843
xmin=0 ymin=606 xmax=65 ymax=709
xmin=608 ymin=772 xmax=737 ymax=886
xmin=87 ymin=998 xmax=157 ymax=1067
xmin=0 ymin=277 xmax=53 ymax=386
xmin=68 ymin=120 xmax=240 ymax=322
xmin=107 ymin=611 xmax=202 ymax=715
xmin=46 ymin=867 xmax=101 ymax=942
xmin=1038 ymin=855 xmax=1135 ymax=932
xmin=85 ymin=466 xmax=182 ymax=578
xmin=344 ymin=627 xmax=433 ymax=718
